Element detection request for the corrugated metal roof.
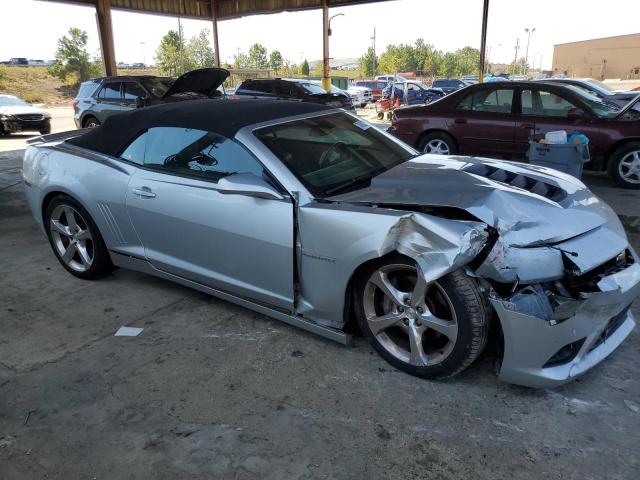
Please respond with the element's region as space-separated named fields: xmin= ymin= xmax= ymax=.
xmin=39 ymin=0 xmax=391 ymax=20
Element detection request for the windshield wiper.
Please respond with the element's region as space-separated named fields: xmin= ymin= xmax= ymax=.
xmin=323 ymin=169 xmax=385 ymax=196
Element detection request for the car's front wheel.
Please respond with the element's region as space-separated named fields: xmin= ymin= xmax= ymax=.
xmin=45 ymin=195 xmax=113 ymax=279
xmin=418 ymin=132 xmax=457 ymax=155
xmin=354 ymin=256 xmax=489 ymax=379
xmin=608 ymin=142 xmax=640 ymax=189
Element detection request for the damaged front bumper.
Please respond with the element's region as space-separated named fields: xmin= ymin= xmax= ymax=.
xmin=491 ymin=262 xmax=640 ymax=388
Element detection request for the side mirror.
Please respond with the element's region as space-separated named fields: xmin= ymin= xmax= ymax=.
xmin=135 ymin=97 xmax=145 ymax=108
xmin=217 ymin=173 xmax=284 ymax=200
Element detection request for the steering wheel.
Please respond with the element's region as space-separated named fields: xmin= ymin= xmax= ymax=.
xmin=319 ymin=141 xmax=350 ymax=167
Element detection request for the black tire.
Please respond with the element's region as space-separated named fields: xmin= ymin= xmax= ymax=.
xmin=607 ymin=141 xmax=640 ymax=189
xmin=82 ymin=116 xmax=100 ymax=129
xmin=418 ymin=131 xmax=457 ymax=155
xmin=39 ymin=125 xmax=51 ymax=135
xmin=354 ymin=255 xmax=489 ymax=380
xmin=44 ymin=194 xmax=114 ymax=280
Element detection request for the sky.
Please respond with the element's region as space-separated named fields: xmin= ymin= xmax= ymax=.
xmin=0 ymin=0 xmax=638 ymax=70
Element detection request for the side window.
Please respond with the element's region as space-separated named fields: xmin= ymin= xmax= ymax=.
xmin=97 ymin=82 xmax=121 ymax=100
xmin=140 ymin=127 xmax=263 ymax=181
xmin=120 ymin=131 xmax=147 ymax=165
xmin=122 ymin=82 xmax=147 ymax=100
xmin=521 ymin=89 xmax=578 ymax=117
xmin=537 ymin=90 xmax=578 ymax=117
xmin=274 ymin=82 xmax=293 ymax=97
xmin=457 ymin=93 xmax=473 ymax=110
xmin=466 ymin=89 xmax=513 ymax=113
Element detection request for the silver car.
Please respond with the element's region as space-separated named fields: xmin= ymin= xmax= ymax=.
xmin=22 ymin=99 xmax=640 ymax=388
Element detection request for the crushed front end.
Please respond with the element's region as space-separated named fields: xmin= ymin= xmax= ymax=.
xmin=474 ymin=226 xmax=640 ymax=388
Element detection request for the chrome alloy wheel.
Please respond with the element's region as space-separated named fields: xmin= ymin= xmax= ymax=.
xmin=618 ymin=150 xmax=640 ymax=185
xmin=363 ymin=264 xmax=458 ymax=367
xmin=49 ymin=205 xmax=94 ymax=272
xmin=424 ymin=139 xmax=451 ymax=155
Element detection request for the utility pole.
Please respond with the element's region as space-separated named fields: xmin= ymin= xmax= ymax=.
xmin=524 ymin=27 xmax=535 ymax=76
xmin=177 ymin=16 xmax=185 ymax=75
xmin=478 ymin=0 xmax=489 ymax=82
xmin=371 ymin=27 xmax=376 ymax=76
xmin=512 ymin=38 xmax=520 ymax=75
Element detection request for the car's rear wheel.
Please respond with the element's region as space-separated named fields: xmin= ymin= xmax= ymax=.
xmin=39 ymin=124 xmax=51 ymax=135
xmin=83 ymin=116 xmax=100 ymax=129
xmin=608 ymin=142 xmax=640 ymax=189
xmin=354 ymin=256 xmax=489 ymax=379
xmin=418 ymin=132 xmax=457 ymax=155
xmin=45 ymin=195 xmax=113 ymax=279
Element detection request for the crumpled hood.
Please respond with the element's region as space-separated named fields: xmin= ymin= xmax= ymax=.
xmin=0 ymin=105 xmax=49 ymax=117
xmin=328 ymin=155 xmax=625 ymax=247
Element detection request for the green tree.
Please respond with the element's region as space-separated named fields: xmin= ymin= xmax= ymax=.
xmin=247 ymin=43 xmax=268 ymax=69
xmin=358 ymin=47 xmax=377 ymax=77
xmin=301 ymin=59 xmax=310 ymax=76
xmin=269 ymin=50 xmax=283 ymax=74
xmin=155 ymin=29 xmax=192 ymax=75
xmin=454 ymin=46 xmax=480 ymax=76
xmin=47 ymin=28 xmax=100 ymax=82
xmin=187 ymin=28 xmax=216 ymax=68
xmin=233 ymin=50 xmax=249 ymax=69
xmin=438 ymin=52 xmax=458 ymax=77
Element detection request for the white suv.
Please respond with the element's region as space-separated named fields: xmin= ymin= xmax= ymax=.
xmin=347 ymin=86 xmax=373 ymax=107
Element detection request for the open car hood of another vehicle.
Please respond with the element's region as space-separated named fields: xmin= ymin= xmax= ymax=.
xmin=162 ymin=67 xmax=230 ymax=98
xmin=327 ymin=155 xmax=622 ymax=247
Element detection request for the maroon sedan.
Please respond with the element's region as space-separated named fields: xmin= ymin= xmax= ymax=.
xmin=389 ymin=81 xmax=640 ymax=188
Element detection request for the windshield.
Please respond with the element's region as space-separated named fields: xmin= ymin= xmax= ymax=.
xmin=566 ymin=86 xmax=621 ymax=117
xmin=0 ymin=96 xmax=29 ymax=107
xmin=586 ymin=78 xmax=614 ymax=94
xmin=140 ymin=77 xmax=173 ymax=97
xmin=254 ymin=113 xmax=416 ymax=197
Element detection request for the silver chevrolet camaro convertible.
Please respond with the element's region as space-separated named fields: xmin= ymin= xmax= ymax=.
xmin=22 ymin=99 xmax=640 ymax=387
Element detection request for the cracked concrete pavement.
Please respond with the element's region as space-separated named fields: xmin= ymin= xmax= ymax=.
xmin=1 ymin=147 xmax=640 ymax=479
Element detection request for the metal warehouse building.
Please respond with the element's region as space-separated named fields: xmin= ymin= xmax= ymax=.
xmin=552 ymin=32 xmax=640 ymax=80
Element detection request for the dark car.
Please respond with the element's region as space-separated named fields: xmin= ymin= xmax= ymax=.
xmin=354 ymin=80 xmax=389 ymax=100
xmin=542 ymin=78 xmax=640 ymax=110
xmin=389 ymin=81 xmax=640 ymax=188
xmin=431 ymin=78 xmax=469 ymax=94
xmin=382 ymin=81 xmax=445 ymax=105
xmin=235 ymin=78 xmax=354 ymax=111
xmin=73 ymin=68 xmax=229 ymax=129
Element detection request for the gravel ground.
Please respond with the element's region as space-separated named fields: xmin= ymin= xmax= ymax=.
xmin=1 ymin=148 xmax=639 ymax=479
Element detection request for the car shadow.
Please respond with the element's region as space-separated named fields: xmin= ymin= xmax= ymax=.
xmin=0 ymin=134 xmax=37 ymax=141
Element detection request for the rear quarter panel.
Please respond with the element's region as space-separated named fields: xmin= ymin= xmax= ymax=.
xmin=23 ymin=144 xmax=144 ymax=258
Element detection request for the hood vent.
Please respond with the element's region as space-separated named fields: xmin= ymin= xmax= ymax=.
xmin=463 ymin=164 xmax=567 ymax=204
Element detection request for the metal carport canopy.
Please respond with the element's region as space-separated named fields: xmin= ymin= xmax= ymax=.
xmin=39 ymin=0 xmax=490 ymax=82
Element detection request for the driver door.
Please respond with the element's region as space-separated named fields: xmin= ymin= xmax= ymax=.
xmin=122 ymin=127 xmax=294 ymax=309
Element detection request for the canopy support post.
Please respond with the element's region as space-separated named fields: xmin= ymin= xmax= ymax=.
xmin=95 ymin=0 xmax=117 ymax=76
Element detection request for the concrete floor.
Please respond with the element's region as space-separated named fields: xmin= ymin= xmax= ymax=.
xmin=1 ymin=147 xmax=640 ymax=479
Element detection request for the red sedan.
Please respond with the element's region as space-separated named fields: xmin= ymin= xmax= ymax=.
xmin=388 ymin=81 xmax=640 ymax=188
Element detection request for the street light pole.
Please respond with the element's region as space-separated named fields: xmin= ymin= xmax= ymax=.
xmin=524 ymin=27 xmax=535 ymax=76
xmin=322 ymin=10 xmax=344 ymax=91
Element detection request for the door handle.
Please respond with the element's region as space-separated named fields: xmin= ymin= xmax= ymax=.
xmin=132 ymin=187 xmax=156 ymax=198
xmin=454 ymin=118 xmax=467 ymax=124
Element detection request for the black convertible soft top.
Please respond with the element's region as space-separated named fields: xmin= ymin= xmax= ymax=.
xmin=67 ymin=99 xmax=331 ymax=157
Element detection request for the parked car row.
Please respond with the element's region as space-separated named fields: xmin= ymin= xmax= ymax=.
xmin=388 ymin=80 xmax=640 ymax=188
